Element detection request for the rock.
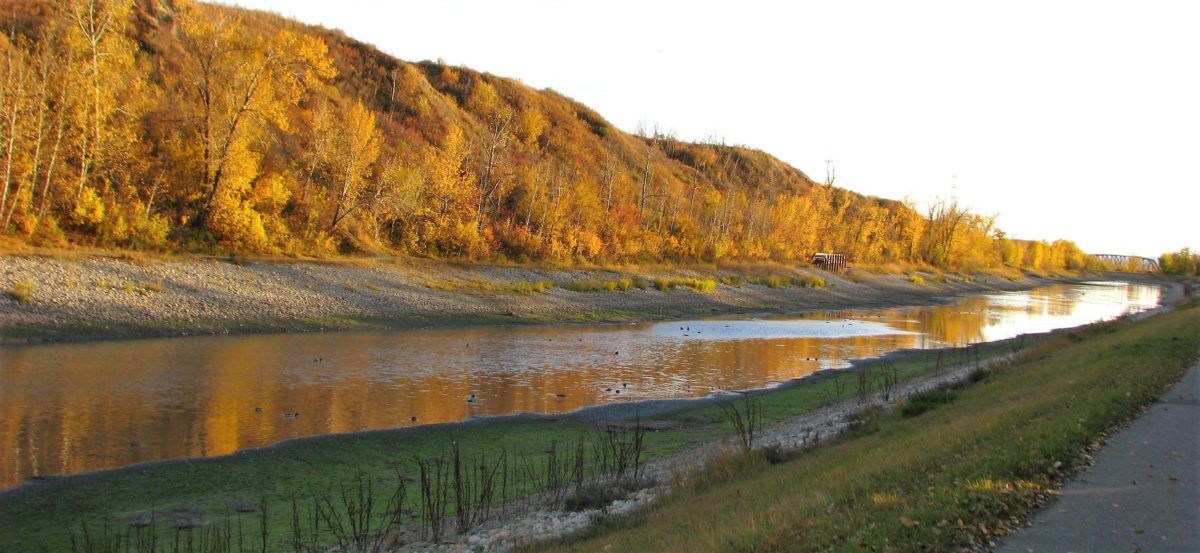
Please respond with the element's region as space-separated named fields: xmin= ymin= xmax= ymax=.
xmin=129 ymin=512 xmax=155 ymax=528
xmin=173 ymin=516 xmax=203 ymax=529
xmin=229 ymin=500 xmax=257 ymax=513
xmin=488 ymin=530 xmax=510 ymax=544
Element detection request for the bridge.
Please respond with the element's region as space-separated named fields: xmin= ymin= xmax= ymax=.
xmin=1091 ymin=254 xmax=1160 ymax=272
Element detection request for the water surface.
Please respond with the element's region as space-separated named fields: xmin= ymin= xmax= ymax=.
xmin=0 ymin=281 xmax=1161 ymax=488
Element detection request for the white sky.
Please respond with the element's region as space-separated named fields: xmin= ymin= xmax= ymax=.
xmin=223 ymin=0 xmax=1199 ymax=258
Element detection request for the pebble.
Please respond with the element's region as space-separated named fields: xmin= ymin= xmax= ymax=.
xmin=0 ymin=256 xmax=1024 ymax=342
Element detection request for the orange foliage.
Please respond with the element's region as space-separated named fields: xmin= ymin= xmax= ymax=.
xmin=0 ymin=0 xmax=1089 ymax=271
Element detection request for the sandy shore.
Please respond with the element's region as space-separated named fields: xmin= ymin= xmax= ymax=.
xmin=0 ymin=254 xmax=1052 ymax=343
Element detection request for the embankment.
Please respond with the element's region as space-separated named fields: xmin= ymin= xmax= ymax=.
xmin=1 ymin=254 xmax=1049 ymax=343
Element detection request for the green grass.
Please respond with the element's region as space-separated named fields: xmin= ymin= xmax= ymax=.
xmin=908 ymin=273 xmax=928 ymax=285
xmin=652 ymin=277 xmax=718 ymax=292
xmin=0 ymin=332 xmax=1029 ymax=550
xmin=900 ymin=387 xmax=959 ymax=417
xmin=800 ymin=275 xmax=826 ymax=288
xmin=535 ymin=302 xmax=1200 ymax=552
xmin=0 ymin=419 xmax=602 ymax=550
xmin=745 ymin=274 xmax=826 ymax=289
xmin=424 ymin=278 xmax=554 ymax=294
xmin=563 ymin=277 xmax=643 ymax=292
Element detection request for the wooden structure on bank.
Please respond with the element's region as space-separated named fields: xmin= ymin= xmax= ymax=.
xmin=811 ymin=252 xmax=846 ymax=272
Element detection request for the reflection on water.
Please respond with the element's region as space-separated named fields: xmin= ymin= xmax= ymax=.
xmin=0 ymin=281 xmax=1161 ymax=488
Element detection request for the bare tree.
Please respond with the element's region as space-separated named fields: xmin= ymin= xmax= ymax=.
xmin=475 ymin=108 xmax=513 ymax=226
xmin=599 ymin=151 xmax=617 ymax=214
xmin=922 ymin=198 xmax=969 ymax=265
xmin=0 ymin=30 xmax=27 ymax=222
xmin=4 ymin=33 xmax=58 ymax=227
xmin=66 ymin=0 xmax=131 ymax=200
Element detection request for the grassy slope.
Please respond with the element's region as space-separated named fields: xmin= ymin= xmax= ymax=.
xmin=0 ymin=338 xmax=1020 ymax=550
xmin=536 ymin=300 xmax=1200 ymax=552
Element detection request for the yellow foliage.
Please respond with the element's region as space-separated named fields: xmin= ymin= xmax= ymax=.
xmin=516 ymin=108 xmax=546 ymax=148
xmin=426 ymin=124 xmax=476 ymax=219
xmin=72 ymin=188 xmax=106 ymax=228
xmin=250 ymin=173 xmax=292 ymax=215
xmin=467 ymin=80 xmax=500 ymax=116
xmin=0 ymin=1 xmax=1093 ymax=272
xmin=323 ymin=101 xmax=381 ymax=230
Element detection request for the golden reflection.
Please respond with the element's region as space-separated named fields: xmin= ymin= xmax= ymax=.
xmin=0 ymin=282 xmax=1161 ymax=488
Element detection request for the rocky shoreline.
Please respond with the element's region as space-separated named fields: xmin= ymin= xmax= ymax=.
xmin=401 ymin=351 xmax=1022 ymax=552
xmin=0 ymin=254 xmax=1053 ymax=344
xmin=394 ymin=279 xmax=1189 ymax=551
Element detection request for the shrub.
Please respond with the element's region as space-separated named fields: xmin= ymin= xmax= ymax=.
xmin=505 ymin=280 xmax=552 ymax=294
xmin=564 ymin=280 xmax=603 ymax=292
xmin=138 ymin=280 xmax=166 ymax=294
xmin=719 ymin=275 xmax=742 ymax=287
xmin=564 ymin=483 xmax=628 ymax=512
xmin=563 ymin=278 xmax=637 ymax=292
xmin=908 ymin=274 xmax=927 ymax=285
xmin=682 ymin=278 xmax=717 ymax=293
xmin=1160 ymin=248 xmax=1200 ymax=276
xmin=127 ymin=211 xmax=170 ymax=250
xmin=901 ymin=388 xmax=958 ymax=418
xmin=651 ymin=277 xmax=717 ymax=293
xmin=423 ymin=280 xmax=458 ymax=291
xmin=7 ymin=280 xmax=34 ymax=304
xmin=801 ymin=275 xmax=826 ymax=288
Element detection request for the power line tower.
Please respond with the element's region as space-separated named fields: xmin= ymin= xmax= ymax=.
xmin=950 ymin=173 xmax=958 ymax=204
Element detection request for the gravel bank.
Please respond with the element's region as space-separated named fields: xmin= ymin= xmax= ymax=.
xmin=0 ymin=254 xmax=1047 ymax=343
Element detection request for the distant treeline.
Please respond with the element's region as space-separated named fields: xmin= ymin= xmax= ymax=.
xmin=1160 ymin=249 xmax=1199 ymax=275
xmin=0 ymin=0 xmax=1095 ymax=272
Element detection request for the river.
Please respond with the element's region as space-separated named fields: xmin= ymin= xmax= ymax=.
xmin=0 ymin=280 xmax=1161 ymax=489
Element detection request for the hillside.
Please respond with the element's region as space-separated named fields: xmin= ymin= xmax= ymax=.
xmin=0 ymin=0 xmax=1090 ymax=271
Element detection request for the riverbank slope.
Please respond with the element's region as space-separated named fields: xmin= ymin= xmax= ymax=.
xmin=1 ymin=254 xmax=1049 ymax=343
xmin=536 ymin=293 xmax=1200 ymax=552
xmin=0 ymin=278 xmax=1189 ymax=552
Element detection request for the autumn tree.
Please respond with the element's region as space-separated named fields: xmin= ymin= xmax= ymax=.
xmin=175 ymin=0 xmax=335 ymax=247
xmin=63 ymin=0 xmax=139 ymax=202
xmin=0 ymin=31 xmax=31 ymax=226
xmin=922 ymin=198 xmax=968 ymax=265
xmin=323 ymin=101 xmax=380 ymax=231
xmin=0 ymin=1 xmax=1098 ymax=268
xmin=475 ymin=107 xmax=512 ymax=225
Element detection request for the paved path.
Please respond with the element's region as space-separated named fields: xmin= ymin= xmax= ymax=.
xmin=997 ymin=363 xmax=1200 ymax=553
